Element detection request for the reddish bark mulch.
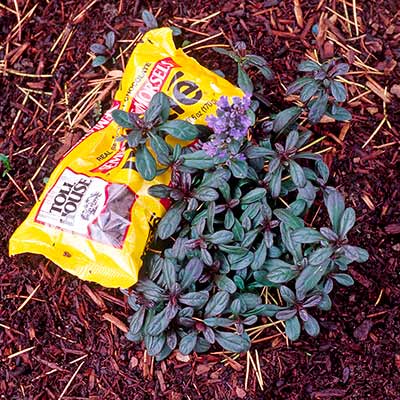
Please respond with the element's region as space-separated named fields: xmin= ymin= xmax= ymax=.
xmin=1 ymin=1 xmax=400 ymax=399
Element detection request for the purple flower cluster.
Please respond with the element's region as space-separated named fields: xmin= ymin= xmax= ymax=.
xmin=202 ymin=95 xmax=252 ymax=159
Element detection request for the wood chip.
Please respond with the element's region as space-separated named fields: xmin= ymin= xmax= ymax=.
xmin=102 ymin=313 xmax=128 ymax=333
xmin=385 ymin=224 xmax=400 ymax=235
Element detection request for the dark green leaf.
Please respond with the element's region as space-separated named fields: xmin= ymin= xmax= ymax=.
xmin=90 ymin=43 xmax=106 ymax=54
xmin=241 ymin=229 xmax=259 ymax=249
xmin=289 ymin=199 xmax=306 ymax=216
xmin=212 ymin=47 xmax=240 ymax=61
xmin=206 ymin=230 xmax=234 ymax=245
xmin=253 ymin=270 xmax=274 ymax=286
xmin=257 ymin=65 xmax=274 ymax=80
xmin=214 ymin=331 xmax=251 ymax=353
xmin=0 ymin=154 xmax=11 ymax=177
xmin=276 ymin=308 xmax=297 ymax=320
xmin=112 ymin=109 xmax=136 ymax=128
xmin=159 ymin=120 xmax=198 ymax=140
xmin=293 ymin=152 xmax=321 ymax=161
xmin=162 ymin=258 xmax=176 ymax=290
xmin=201 ymin=168 xmax=231 ymax=188
xmin=267 ymin=268 xmax=297 ymax=284
xmin=298 ymin=60 xmax=320 ymax=72
xmin=291 ymin=228 xmax=324 ymax=243
xmin=228 ymin=251 xmax=254 ymax=270
xmin=297 ymin=181 xmax=317 ymax=207
xmin=230 ymin=298 xmax=242 ymax=314
xmin=146 ymin=305 xmax=177 ymax=336
xmin=245 ymin=146 xmax=276 ymax=159
xmin=330 ymin=80 xmax=346 ymax=102
xmin=224 ymin=209 xmax=235 ymax=230
xmin=179 ymin=332 xmax=198 ymax=355
xmin=218 ymin=244 xmax=248 ymax=255
xmin=157 ymin=201 xmax=185 ymax=239
xmin=92 ymin=55 xmax=107 ymax=67
xmin=303 ymin=314 xmax=320 ymax=336
xmin=285 ymin=130 xmax=299 ymax=150
xmin=194 ymin=337 xmax=211 ymax=353
xmin=332 ymin=273 xmax=354 ymax=286
xmin=229 ymin=158 xmax=248 ymax=179
xmin=135 ymin=145 xmax=156 ymax=181
xmin=182 ymin=150 xmax=215 ymax=169
xmin=237 ymin=65 xmax=253 ymax=94
xmin=329 ymin=63 xmax=349 ymax=77
xmin=155 ymin=343 xmax=173 ymax=361
xmin=274 ymin=208 xmax=304 ymax=229
xmin=145 ymin=92 xmax=170 ymax=123
xmin=126 ymin=131 xmax=142 ymax=148
xmin=252 ymin=304 xmax=284 ymax=317
xmin=264 ymin=258 xmax=293 ymax=270
xmin=330 ymin=106 xmax=352 ymax=121
xmin=142 ymin=10 xmax=158 ymax=29
xmin=300 ymin=80 xmax=319 ymax=102
xmin=179 ymin=291 xmax=209 ymax=308
xmin=245 ymin=54 xmax=267 ymax=66
xmin=285 ymin=316 xmax=301 ymax=340
xmin=280 ymin=223 xmax=302 ymax=261
xmin=241 ymin=188 xmax=266 ymax=204
xmin=270 ymin=166 xmax=283 ymax=198
xmin=201 ymin=247 xmax=213 ymax=266
xmin=194 ymin=186 xmax=219 ymax=202
xmin=339 ymin=208 xmax=356 ymax=238
xmin=316 ymin=159 xmax=330 ymax=182
xmin=129 ymin=307 xmax=146 ymax=335
xmin=286 ymin=77 xmax=314 ymax=95
xmin=237 ymin=293 xmax=262 ymax=310
xmin=342 ymin=245 xmax=368 ymax=262
xmin=215 ymin=275 xmax=237 ymax=294
xmin=295 ymin=264 xmax=327 ymax=300
xmin=145 ymin=333 xmax=166 ymax=356
xmin=308 ymin=247 xmax=333 ymax=265
xmin=273 ymin=107 xmax=302 ymax=133
xmin=289 ymin=160 xmax=307 ymax=188
xmin=105 ymin=31 xmax=115 ymax=49
xmin=326 ymin=190 xmax=345 ymax=233
xmin=205 ymin=291 xmax=230 ymax=317
xmin=308 ymin=92 xmax=328 ymax=124
xmin=148 ymin=184 xmax=172 ymax=198
xmin=203 ymin=317 xmax=234 ymax=328
xmin=251 ymin=240 xmax=267 ymax=270
xmin=181 ymin=257 xmax=204 ymax=289
xmin=279 ymin=286 xmax=295 ymax=305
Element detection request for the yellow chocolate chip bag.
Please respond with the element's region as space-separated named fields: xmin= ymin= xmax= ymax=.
xmin=9 ymin=28 xmax=243 ymax=288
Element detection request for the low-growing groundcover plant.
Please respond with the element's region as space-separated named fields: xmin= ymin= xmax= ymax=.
xmin=111 ymin=18 xmax=368 ymax=360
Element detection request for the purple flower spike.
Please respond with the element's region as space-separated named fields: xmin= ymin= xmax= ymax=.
xmin=202 ymin=95 xmax=252 ymax=158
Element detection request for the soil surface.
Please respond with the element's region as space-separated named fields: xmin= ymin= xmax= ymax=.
xmin=1 ymin=1 xmax=399 ymax=399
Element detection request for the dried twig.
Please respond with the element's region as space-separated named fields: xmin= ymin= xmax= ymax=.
xmin=57 ymin=360 xmax=85 ymax=400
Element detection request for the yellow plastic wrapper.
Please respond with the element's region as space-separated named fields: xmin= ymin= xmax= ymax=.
xmin=9 ymin=27 xmax=243 ymax=288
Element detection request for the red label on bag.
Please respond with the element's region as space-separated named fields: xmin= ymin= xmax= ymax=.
xmin=130 ymin=57 xmax=178 ymax=113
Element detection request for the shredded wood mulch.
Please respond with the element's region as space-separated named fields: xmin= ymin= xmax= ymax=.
xmin=1 ymin=0 xmax=399 ymax=399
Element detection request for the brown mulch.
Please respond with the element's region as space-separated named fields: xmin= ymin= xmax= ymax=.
xmin=1 ymin=1 xmax=400 ymax=399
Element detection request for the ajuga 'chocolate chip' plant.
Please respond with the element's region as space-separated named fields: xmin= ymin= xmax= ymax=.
xmin=111 ymin=13 xmax=367 ymax=359
xmin=90 ymin=31 xmax=116 ymax=67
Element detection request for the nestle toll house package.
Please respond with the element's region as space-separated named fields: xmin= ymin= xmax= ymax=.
xmin=9 ymin=28 xmax=243 ymax=288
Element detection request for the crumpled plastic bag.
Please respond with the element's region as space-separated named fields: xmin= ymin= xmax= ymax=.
xmin=9 ymin=27 xmax=243 ymax=288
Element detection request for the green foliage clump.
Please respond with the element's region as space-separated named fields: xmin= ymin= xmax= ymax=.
xmin=110 ymin=15 xmax=367 ymax=359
